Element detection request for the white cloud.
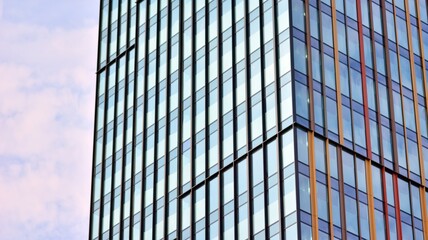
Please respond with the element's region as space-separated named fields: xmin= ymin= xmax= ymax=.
xmin=0 ymin=20 xmax=97 ymax=240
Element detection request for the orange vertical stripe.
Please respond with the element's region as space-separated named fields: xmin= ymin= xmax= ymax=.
xmin=414 ymin=0 xmax=428 ymax=237
xmin=308 ymin=131 xmax=319 ymax=240
xmin=365 ymin=161 xmax=376 ymax=240
xmin=414 ymin=0 xmax=428 ymax=187
xmin=330 ymin=0 xmax=344 ymax=145
xmin=420 ymin=187 xmax=428 ymax=240
xmin=404 ymin=0 xmax=424 ymax=182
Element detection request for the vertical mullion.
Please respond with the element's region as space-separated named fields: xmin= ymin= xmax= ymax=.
xmin=365 ymin=160 xmax=376 ymax=240
xmin=120 ymin=1 xmax=133 ymax=236
xmin=243 ymin=0 xmax=253 ymax=237
xmin=89 ymin=77 xmax=102 ymax=239
xmin=308 ymin=131 xmax=319 ymax=239
xmin=330 ymin=0 xmax=344 ymax=145
xmin=109 ymin=53 xmax=119 ymax=240
xmin=271 ymin=0 xmax=286 ymax=238
xmin=292 ymin=128 xmax=302 ymax=238
xmin=233 ymin=160 xmax=239 ymax=240
xmin=393 ymin=173 xmax=404 ymax=239
xmin=316 ymin=0 xmax=329 ymax=140
xmin=414 ymin=0 xmax=428 ymax=188
xmin=289 ymin=0 xmax=296 ymax=125
xmin=379 ymin=0 xmax=399 ymax=173
xmin=125 ymin=1 xmax=138 ymax=239
xmin=403 ymin=1 xmax=426 ymax=239
xmin=373 ymin=14 xmax=400 ymax=233
xmin=139 ymin=1 xmax=149 ymax=237
xmin=380 ymin=167 xmax=391 ymax=239
xmin=257 ymin=0 xmax=270 ymax=237
xmin=151 ymin=1 xmax=161 ymax=239
xmin=100 ymin=1 xmax=114 ymax=238
xmin=356 ymin=0 xmax=372 ymax=159
xmin=414 ymin=0 xmax=428 ymax=237
xmin=336 ymin=147 xmax=347 ymax=239
xmin=305 ymin=0 xmax=315 ymax=131
xmin=141 ymin=0 xmax=151 ymax=237
xmin=288 ymin=0 xmax=301 ymax=237
xmin=218 ymin=0 xmax=224 ymax=171
xmin=324 ymin=140 xmax=335 ymax=239
xmin=365 ymin=0 xmax=387 ymax=169
xmin=161 ymin=1 xmax=171 ymax=238
xmin=248 ymin=147 xmax=255 ymax=239
xmin=150 ymin=0 xmax=161 ymax=236
xmin=96 ymin=66 xmax=108 ymax=240
xmin=391 ymin=0 xmax=411 ymax=179
xmin=214 ymin=0 xmax=222 ymax=237
xmin=404 ymin=0 xmax=424 ymax=186
xmin=262 ymin=141 xmax=270 ymax=239
xmin=204 ymin=1 xmax=211 ymax=239
xmin=244 ymin=136 xmax=252 ymax=240
xmin=230 ymin=0 xmax=239 ymax=238
xmin=276 ymin=131 xmax=285 ymax=240
xmin=216 ymin=0 xmax=224 ymax=238
xmin=419 ymin=186 xmax=428 ymax=239
xmin=90 ymin=0 xmax=108 ymax=237
xmin=162 ymin=1 xmax=172 ymax=238
xmin=97 ymin=1 xmax=104 ymax=70
xmin=176 ymin=0 xmax=184 ymax=236
xmin=188 ymin=0 xmax=196 ymax=238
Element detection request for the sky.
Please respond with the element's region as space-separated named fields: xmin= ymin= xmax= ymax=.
xmin=0 ymin=0 xmax=99 ymax=239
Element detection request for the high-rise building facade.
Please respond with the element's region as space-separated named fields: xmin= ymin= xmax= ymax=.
xmin=89 ymin=0 xmax=428 ymax=239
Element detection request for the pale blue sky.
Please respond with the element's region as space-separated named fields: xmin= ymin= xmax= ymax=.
xmin=3 ymin=0 xmax=98 ymax=28
xmin=0 ymin=0 xmax=99 ymax=239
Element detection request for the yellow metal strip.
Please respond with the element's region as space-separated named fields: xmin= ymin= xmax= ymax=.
xmin=308 ymin=131 xmax=319 ymax=239
xmin=403 ymin=10 xmax=427 ymax=238
xmin=330 ymin=0 xmax=343 ymax=145
xmin=414 ymin=0 xmax=428 ymax=237
xmin=420 ymin=186 xmax=428 ymax=240
xmin=404 ymin=0 xmax=424 ymax=185
xmin=365 ymin=160 xmax=376 ymax=240
xmin=414 ymin=0 xmax=428 ymax=188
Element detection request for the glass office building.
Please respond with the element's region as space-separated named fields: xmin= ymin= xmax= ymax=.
xmin=89 ymin=0 xmax=428 ymax=239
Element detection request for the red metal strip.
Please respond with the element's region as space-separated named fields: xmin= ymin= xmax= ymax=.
xmin=356 ymin=0 xmax=372 ymax=160
xmin=393 ymin=174 xmax=403 ymax=239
